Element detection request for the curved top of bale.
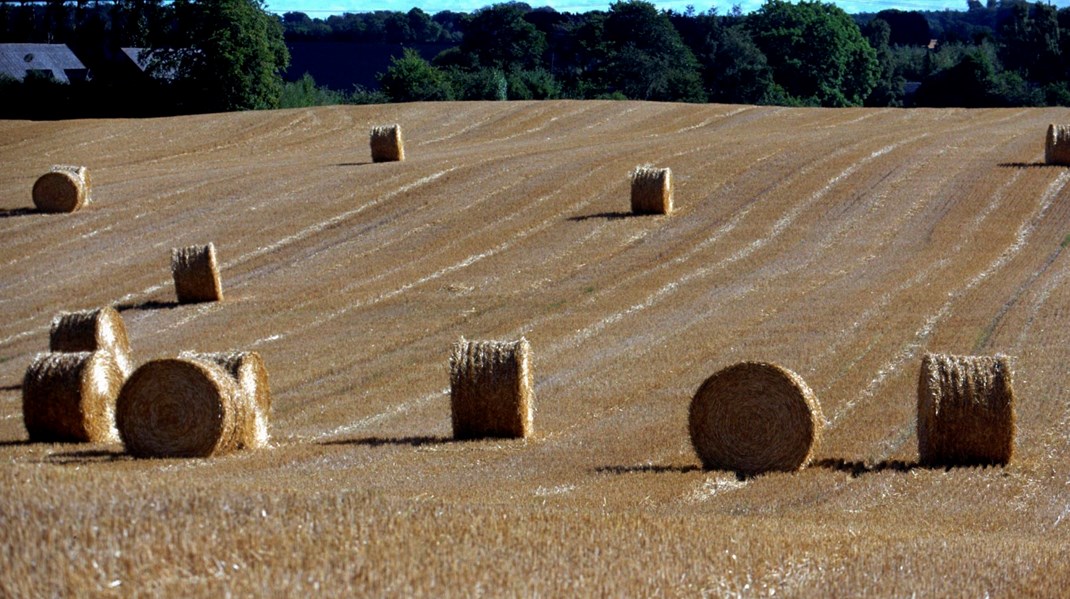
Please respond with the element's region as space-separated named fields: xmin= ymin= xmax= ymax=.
xmin=689 ymin=361 xmax=823 ymax=474
xmin=49 ymin=306 xmax=133 ymax=376
xmin=116 ymin=358 xmax=242 ymax=458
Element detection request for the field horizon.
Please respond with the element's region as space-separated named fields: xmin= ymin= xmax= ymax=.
xmin=2 ymin=100 xmax=1069 ymax=595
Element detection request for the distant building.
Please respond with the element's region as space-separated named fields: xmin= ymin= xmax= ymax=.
xmin=0 ymin=43 xmax=89 ymax=83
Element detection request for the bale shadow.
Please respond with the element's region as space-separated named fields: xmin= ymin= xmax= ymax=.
xmin=594 ymin=464 xmax=703 ymax=475
xmin=335 ymin=161 xmax=374 ymax=167
xmin=813 ymin=458 xmax=919 ymax=478
xmin=0 ymin=207 xmax=38 ymax=218
xmin=568 ymin=211 xmax=640 ymax=222
xmin=318 ymin=435 xmax=453 ymax=447
xmin=114 ymin=299 xmax=180 ymax=312
xmin=997 ymin=162 xmax=1064 ymax=169
xmin=45 ymin=449 xmax=129 ymax=464
xmin=0 ymin=439 xmax=33 ymax=447
xmin=0 ymin=384 xmax=21 ymax=392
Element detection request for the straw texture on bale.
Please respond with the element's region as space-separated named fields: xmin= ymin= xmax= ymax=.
xmin=50 ymin=306 xmax=134 ymax=377
xmin=449 ymin=337 xmax=534 ymax=439
xmin=22 ymin=351 xmax=123 ymax=443
xmin=179 ymin=351 xmax=271 ymax=449
xmin=116 ymin=358 xmax=245 ymax=458
xmin=917 ymin=353 xmax=1016 ymax=467
xmin=370 ymin=124 xmax=405 ymax=162
xmin=630 ymin=165 xmax=673 ymax=215
xmin=32 ymin=165 xmax=91 ymax=213
xmin=689 ymin=362 xmax=823 ymax=474
xmin=1045 ymin=124 xmax=1070 ymax=165
xmin=171 ymin=243 xmax=223 ymax=304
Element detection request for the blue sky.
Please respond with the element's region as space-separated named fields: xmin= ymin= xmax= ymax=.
xmin=266 ymin=0 xmax=1070 ymax=17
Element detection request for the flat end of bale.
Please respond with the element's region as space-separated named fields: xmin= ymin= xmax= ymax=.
xmin=630 ymin=165 xmax=673 ymax=215
xmin=917 ymin=352 xmax=1015 ymax=467
xmin=32 ymin=165 xmax=90 ymax=213
xmin=178 ymin=350 xmax=271 ymax=449
xmin=116 ymin=358 xmax=243 ymax=458
xmin=1046 ymin=124 xmax=1070 ymax=165
xmin=370 ymin=124 xmax=405 ymax=162
xmin=171 ymin=243 xmax=223 ymax=304
xmin=689 ymin=361 xmax=823 ymax=474
xmin=449 ymin=336 xmax=534 ymax=440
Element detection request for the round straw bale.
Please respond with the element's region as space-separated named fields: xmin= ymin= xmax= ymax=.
xmin=179 ymin=350 xmax=270 ymax=449
xmin=32 ymin=165 xmax=91 ymax=213
xmin=689 ymin=362 xmax=823 ymax=474
xmin=22 ymin=351 xmax=123 ymax=443
xmin=116 ymin=358 xmax=243 ymax=458
xmin=917 ymin=353 xmax=1015 ymax=467
xmin=171 ymin=243 xmax=223 ymax=304
xmin=630 ymin=165 xmax=673 ymax=215
xmin=50 ymin=306 xmax=134 ymax=377
xmin=449 ymin=336 xmax=534 ymax=439
xmin=1045 ymin=124 xmax=1070 ymax=166
xmin=370 ymin=124 xmax=405 ymax=162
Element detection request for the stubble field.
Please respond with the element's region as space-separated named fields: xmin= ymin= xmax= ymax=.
xmin=1 ymin=100 xmax=1069 ymax=595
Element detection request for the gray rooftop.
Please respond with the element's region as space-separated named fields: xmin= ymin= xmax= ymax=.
xmin=0 ymin=43 xmax=88 ymax=83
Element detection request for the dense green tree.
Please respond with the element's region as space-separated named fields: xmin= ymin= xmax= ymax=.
xmin=378 ymin=47 xmax=453 ymax=102
xmin=151 ymin=0 xmax=289 ymax=112
xmin=750 ymin=0 xmax=879 ymax=106
xmin=599 ymin=0 xmax=705 ymax=102
xmin=460 ymin=3 xmax=547 ymax=71
xmin=863 ymin=18 xmax=905 ymax=106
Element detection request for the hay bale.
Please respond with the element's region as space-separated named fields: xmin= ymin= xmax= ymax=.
xmin=22 ymin=351 xmax=123 ymax=443
xmin=630 ymin=165 xmax=673 ymax=215
xmin=179 ymin=351 xmax=270 ymax=449
xmin=370 ymin=124 xmax=405 ymax=162
xmin=171 ymin=243 xmax=223 ymax=304
xmin=689 ymin=362 xmax=823 ymax=474
xmin=917 ymin=353 xmax=1015 ymax=467
xmin=116 ymin=358 xmax=246 ymax=458
xmin=1046 ymin=124 xmax=1070 ymax=165
xmin=32 ymin=165 xmax=91 ymax=213
xmin=50 ymin=306 xmax=134 ymax=377
xmin=449 ymin=337 xmax=534 ymax=439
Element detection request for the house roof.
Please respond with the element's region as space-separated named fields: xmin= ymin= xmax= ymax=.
xmin=0 ymin=43 xmax=87 ymax=83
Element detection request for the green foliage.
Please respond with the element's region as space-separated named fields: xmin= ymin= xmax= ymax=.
xmin=378 ymin=48 xmax=453 ymax=102
xmin=279 ymin=73 xmax=344 ymax=108
xmin=507 ymin=69 xmax=561 ymax=100
xmin=749 ymin=0 xmax=879 ymax=106
xmin=447 ymin=67 xmax=508 ymax=100
xmin=460 ymin=3 xmax=547 ymax=71
xmin=151 ymin=0 xmax=289 ymax=113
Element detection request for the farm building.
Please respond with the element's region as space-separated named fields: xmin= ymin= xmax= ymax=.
xmin=0 ymin=43 xmax=88 ymax=83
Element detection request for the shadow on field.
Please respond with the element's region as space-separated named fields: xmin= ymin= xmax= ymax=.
xmin=319 ymin=435 xmax=453 ymax=448
xmin=998 ymin=162 xmax=1064 ymax=169
xmin=335 ymin=162 xmax=373 ymax=167
xmin=0 ymin=439 xmax=34 ymax=447
xmin=0 ymin=207 xmax=38 ymax=218
xmin=595 ymin=464 xmax=703 ymax=475
xmin=45 ymin=449 xmax=128 ymax=464
xmin=0 ymin=384 xmax=21 ymax=392
xmin=814 ymin=458 xmax=919 ymax=478
xmin=115 ymin=300 xmax=180 ymax=312
xmin=568 ymin=211 xmax=639 ymax=222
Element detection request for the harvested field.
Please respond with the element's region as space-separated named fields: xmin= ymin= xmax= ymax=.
xmin=1 ymin=101 xmax=1070 ymax=594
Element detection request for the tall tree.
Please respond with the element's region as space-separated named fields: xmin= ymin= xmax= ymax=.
xmin=152 ymin=0 xmax=289 ymax=112
xmin=460 ymin=3 xmax=547 ymax=71
xmin=749 ymin=0 xmax=879 ymax=106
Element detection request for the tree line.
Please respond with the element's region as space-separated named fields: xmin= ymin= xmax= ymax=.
xmin=2 ymin=0 xmax=1069 ymax=118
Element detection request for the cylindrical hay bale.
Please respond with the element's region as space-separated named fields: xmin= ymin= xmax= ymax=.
xmin=630 ymin=165 xmax=673 ymax=215
xmin=50 ymin=306 xmax=134 ymax=377
xmin=116 ymin=358 xmax=244 ymax=458
xmin=370 ymin=124 xmax=405 ymax=162
xmin=171 ymin=243 xmax=223 ymax=304
xmin=917 ymin=353 xmax=1015 ymax=467
xmin=22 ymin=351 xmax=123 ymax=443
xmin=179 ymin=351 xmax=270 ymax=449
xmin=449 ymin=337 xmax=534 ymax=439
xmin=1045 ymin=124 xmax=1070 ymax=165
xmin=689 ymin=362 xmax=823 ymax=474
xmin=32 ymin=165 xmax=91 ymax=213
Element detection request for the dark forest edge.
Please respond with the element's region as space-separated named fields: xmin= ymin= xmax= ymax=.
xmin=1 ymin=0 xmax=1068 ymax=119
